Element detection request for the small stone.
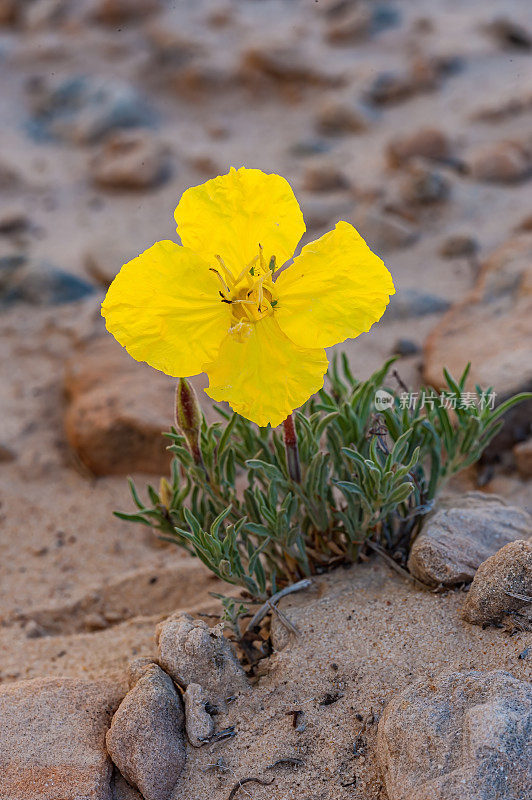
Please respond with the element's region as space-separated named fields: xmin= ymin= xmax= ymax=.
xmin=439 ymin=234 xmax=479 ymax=258
xmin=315 ymin=99 xmax=371 ymax=135
xmin=302 ymin=162 xmax=350 ymax=193
xmin=21 ymin=0 xmax=65 ymax=31
xmin=484 ymin=17 xmax=532 ymax=50
xmin=183 ymin=682 xmax=215 ymax=747
xmin=350 ymin=208 xmax=418 ymax=253
xmin=391 ymin=338 xmax=420 ymax=357
xmin=366 ymin=58 xmax=439 ymax=106
xmin=289 ymin=138 xmax=331 ymax=158
xmin=408 ymin=492 xmax=532 ymax=587
xmin=240 ymin=44 xmax=341 ymax=92
xmin=0 ymin=443 xmax=15 ymax=462
xmin=387 ymin=127 xmax=453 ymax=167
xmin=396 ymin=162 xmax=450 ymax=205
xmin=0 ymin=677 xmax=122 ymax=800
xmin=156 ymin=612 xmax=249 ymax=711
xmin=514 ymin=438 xmax=532 ymax=478
xmin=468 ymin=141 xmax=531 ymax=184
xmin=106 ymin=664 xmax=186 ymax=800
xmin=128 ymin=657 xmax=157 ymax=688
xmin=93 ymin=0 xmax=161 ymax=25
xmin=0 ymin=0 xmax=17 ymax=25
xmin=377 ymin=670 xmax=532 ymax=800
xmin=24 ymin=619 xmax=46 ymax=639
xmin=300 ymin=192 xmax=355 ymax=233
xmin=462 ymin=539 xmax=532 ymax=626
xmin=385 ymin=289 xmax=450 ymax=320
xmin=0 ymin=259 xmax=95 ymax=308
xmin=26 ymin=75 xmax=155 ymax=145
xmin=0 ymin=206 xmax=29 ymax=235
xmin=91 ymin=131 xmax=170 ymax=191
xmin=64 ymin=336 xmax=175 ymax=475
xmin=325 ymin=5 xmax=372 ymax=44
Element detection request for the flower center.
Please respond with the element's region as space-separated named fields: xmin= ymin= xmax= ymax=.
xmin=211 ymin=247 xmax=278 ymax=340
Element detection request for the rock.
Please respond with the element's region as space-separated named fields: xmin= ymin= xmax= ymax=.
xmin=391 ymin=338 xmax=421 ymax=357
xmin=484 ymin=17 xmax=532 ymax=50
xmin=302 ymin=162 xmax=350 ymax=192
xmin=514 ymin=438 xmax=532 ymax=478
xmin=156 ymin=612 xmax=249 ymax=711
xmin=0 ymin=206 xmax=29 ymax=235
xmin=315 ymin=99 xmax=371 ymax=135
xmin=93 ymin=0 xmax=161 ymax=25
xmin=387 ymin=127 xmax=453 ymax=167
xmin=183 ymin=682 xmax=215 ymax=747
xmin=0 ymin=257 xmax=95 ymax=307
xmin=395 ymin=162 xmax=450 ymax=205
xmin=0 ymin=676 xmax=122 ymax=800
xmin=325 ymin=5 xmax=372 ymax=44
xmin=91 ymin=131 xmax=170 ymax=191
xmin=468 ymin=141 xmax=531 ymax=183
xmin=300 ymin=192 xmax=354 ymax=232
xmin=0 ymin=0 xmax=17 ymax=25
xmin=84 ymin=237 xmax=144 ymax=287
xmin=106 ymin=664 xmax=186 ymax=800
xmin=462 ymin=540 xmax=532 ymax=625
xmin=21 ymin=0 xmax=66 ymax=31
xmin=289 ymin=138 xmax=331 ymax=157
xmin=408 ymin=492 xmax=531 ymax=587
xmin=377 ymin=670 xmax=532 ymax=800
xmin=439 ymin=234 xmax=479 ymax=258
xmin=64 ymin=336 xmax=176 ymax=475
xmin=240 ymin=44 xmax=342 ymax=94
xmin=385 ymin=289 xmax=450 ymax=320
xmin=351 ymin=207 xmax=418 ymax=253
xmin=26 ymin=75 xmax=155 ymax=145
xmin=365 ymin=58 xmax=439 ymax=106
xmin=423 ymin=234 xmax=532 ymax=448
xmin=127 ymin=657 xmax=157 ymax=688
xmin=112 ymin=769 xmax=144 ymax=800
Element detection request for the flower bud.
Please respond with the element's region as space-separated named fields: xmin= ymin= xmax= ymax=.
xmin=175 ymin=378 xmax=204 ymax=467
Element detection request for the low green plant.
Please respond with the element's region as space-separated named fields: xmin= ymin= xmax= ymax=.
xmin=116 ymin=356 xmax=529 ymax=623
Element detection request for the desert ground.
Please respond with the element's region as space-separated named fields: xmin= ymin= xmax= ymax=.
xmin=0 ymin=1 xmax=531 ymax=799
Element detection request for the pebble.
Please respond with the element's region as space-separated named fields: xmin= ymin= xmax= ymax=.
xmin=468 ymin=141 xmax=531 ymax=184
xmin=90 ymin=130 xmax=170 ymax=190
xmin=387 ymin=127 xmax=453 ymax=167
xmin=439 ymin=234 xmax=479 ymax=258
xmin=396 ymin=162 xmax=450 ymax=205
xmin=183 ymin=683 xmax=215 ymax=747
xmin=484 ymin=17 xmax=532 ymax=50
xmin=315 ymin=99 xmax=371 ymax=135
xmin=391 ymin=338 xmax=421 ymax=357
xmin=514 ymin=438 xmax=532 ymax=478
xmin=385 ymin=288 xmax=450 ymax=320
xmin=352 ymin=207 xmax=418 ymax=253
xmin=26 ymin=74 xmax=156 ymax=144
xmin=462 ymin=539 xmax=532 ymax=626
xmin=302 ymin=162 xmax=351 ymax=192
xmin=0 ymin=257 xmax=95 ymax=307
xmin=93 ymin=0 xmax=161 ymax=25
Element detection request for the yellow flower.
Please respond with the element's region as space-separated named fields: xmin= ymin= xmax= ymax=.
xmin=101 ymin=167 xmax=395 ymax=427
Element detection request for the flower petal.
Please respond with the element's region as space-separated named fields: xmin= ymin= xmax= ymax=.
xmin=101 ymin=240 xmax=231 ymax=377
xmin=204 ymin=316 xmax=328 ymax=427
xmin=274 ymin=221 xmax=395 ymax=349
xmin=174 ymin=167 xmax=305 ymax=276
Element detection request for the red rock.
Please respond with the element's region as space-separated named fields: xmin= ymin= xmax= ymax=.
xmin=64 ymin=337 xmax=177 ymax=475
xmin=423 ymin=234 xmax=532 ymax=445
xmin=91 ymin=131 xmax=169 ymax=191
xmin=386 ymin=127 xmax=453 ymax=167
xmin=468 ymin=140 xmax=531 ymax=183
xmin=0 ymin=677 xmax=123 ymax=800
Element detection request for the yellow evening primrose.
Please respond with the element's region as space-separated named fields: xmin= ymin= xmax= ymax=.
xmin=101 ymin=167 xmax=395 ymax=428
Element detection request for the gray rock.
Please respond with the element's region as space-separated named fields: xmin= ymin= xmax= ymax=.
xmin=468 ymin=141 xmax=531 ymax=184
xmin=315 ymin=99 xmax=371 ymax=136
xmin=484 ymin=17 xmax=532 ymax=51
xmin=351 ymin=208 xmax=418 ymax=254
xmin=377 ymin=670 xmax=532 ymax=800
xmin=408 ymin=492 xmax=532 ymax=587
xmin=26 ymin=75 xmax=156 ymax=144
xmin=387 ymin=127 xmax=453 ymax=167
xmin=106 ymin=664 xmax=186 ymax=800
xmin=385 ymin=288 xmax=450 ymax=320
xmin=439 ymin=234 xmax=479 ymax=258
xmin=0 ymin=258 xmax=95 ymax=307
xmin=127 ymin=656 xmax=157 ymax=688
xmin=0 ymin=676 xmax=122 ymax=800
xmin=462 ymin=539 xmax=532 ymax=626
xmin=391 ymin=338 xmax=421 ymax=357
xmin=156 ymin=612 xmax=249 ymax=711
xmin=90 ymin=131 xmax=170 ymax=191
xmin=396 ymin=163 xmax=450 ymax=205
xmin=302 ymin=162 xmax=351 ymax=193
xmin=183 ymin=682 xmax=215 ymax=747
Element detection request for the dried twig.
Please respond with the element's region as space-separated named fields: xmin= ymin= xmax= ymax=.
xmin=505 ymin=591 xmax=532 ymax=603
xmin=365 ymin=540 xmax=431 ymax=592
xmin=244 ymin=579 xmax=311 ymax=634
xmin=227 ymin=777 xmax=274 ymax=800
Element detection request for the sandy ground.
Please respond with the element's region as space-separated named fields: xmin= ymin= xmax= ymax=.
xmin=0 ymin=1 xmax=531 ymax=796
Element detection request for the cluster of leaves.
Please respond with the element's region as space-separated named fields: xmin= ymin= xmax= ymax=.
xmin=117 ymin=356 xmax=529 ymax=618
